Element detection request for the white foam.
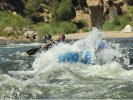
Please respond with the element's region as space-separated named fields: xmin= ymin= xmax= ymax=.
xmin=8 ymin=28 xmax=133 ymax=83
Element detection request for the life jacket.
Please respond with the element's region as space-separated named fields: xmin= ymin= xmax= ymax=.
xmin=98 ymin=41 xmax=106 ymax=49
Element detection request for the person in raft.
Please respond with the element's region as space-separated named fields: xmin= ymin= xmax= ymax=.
xmin=95 ymin=40 xmax=106 ymax=54
xmin=42 ymin=34 xmax=66 ymax=50
xmin=44 ymin=34 xmax=53 ymax=43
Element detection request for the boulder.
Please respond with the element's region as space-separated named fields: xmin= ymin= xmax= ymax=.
xmin=23 ymin=30 xmax=38 ymax=38
xmin=121 ymin=25 xmax=133 ymax=33
xmin=113 ymin=0 xmax=124 ymax=15
xmin=3 ymin=27 xmax=14 ymax=35
xmin=86 ymin=0 xmax=104 ymax=27
xmin=23 ymin=30 xmax=41 ymax=41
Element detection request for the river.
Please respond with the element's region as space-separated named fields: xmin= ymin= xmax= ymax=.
xmin=0 ymin=29 xmax=133 ymax=99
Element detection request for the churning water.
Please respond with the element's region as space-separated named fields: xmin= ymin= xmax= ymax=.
xmin=0 ymin=29 xmax=133 ymax=99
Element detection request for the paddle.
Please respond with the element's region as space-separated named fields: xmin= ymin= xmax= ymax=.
xmin=26 ymin=38 xmax=59 ymax=55
xmin=26 ymin=47 xmax=41 ymax=55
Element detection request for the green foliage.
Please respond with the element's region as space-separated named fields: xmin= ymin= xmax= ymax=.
xmin=128 ymin=7 xmax=133 ymax=19
xmin=35 ymin=21 xmax=78 ymax=35
xmin=58 ymin=21 xmax=78 ymax=34
xmin=34 ymin=23 xmax=51 ymax=35
xmin=0 ymin=11 xmax=32 ymax=35
xmin=52 ymin=0 xmax=76 ymax=21
xmin=25 ymin=0 xmax=43 ymax=14
xmin=49 ymin=0 xmax=60 ymax=20
xmin=79 ymin=19 xmax=88 ymax=28
xmin=102 ymin=15 xmax=131 ymax=31
xmin=123 ymin=0 xmax=133 ymax=5
xmin=102 ymin=20 xmax=115 ymax=31
xmin=112 ymin=16 xmax=120 ymax=26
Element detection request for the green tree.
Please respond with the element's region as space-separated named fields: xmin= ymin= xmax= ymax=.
xmin=25 ymin=0 xmax=43 ymax=14
xmin=52 ymin=0 xmax=76 ymax=21
xmin=123 ymin=0 xmax=133 ymax=5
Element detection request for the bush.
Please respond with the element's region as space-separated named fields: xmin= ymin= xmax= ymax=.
xmin=35 ymin=21 xmax=78 ymax=35
xmin=102 ymin=20 xmax=115 ymax=31
xmin=52 ymin=0 xmax=76 ymax=21
xmin=58 ymin=21 xmax=78 ymax=34
xmin=123 ymin=0 xmax=133 ymax=5
xmin=112 ymin=16 xmax=120 ymax=26
xmin=34 ymin=23 xmax=51 ymax=35
xmin=25 ymin=0 xmax=44 ymax=14
xmin=102 ymin=15 xmax=131 ymax=31
xmin=79 ymin=19 xmax=89 ymax=28
xmin=128 ymin=7 xmax=133 ymax=18
xmin=0 ymin=11 xmax=32 ymax=36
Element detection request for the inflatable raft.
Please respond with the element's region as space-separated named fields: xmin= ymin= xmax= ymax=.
xmin=58 ymin=50 xmax=93 ymax=64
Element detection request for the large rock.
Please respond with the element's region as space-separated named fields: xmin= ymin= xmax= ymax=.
xmin=3 ymin=27 xmax=14 ymax=35
xmin=121 ymin=25 xmax=133 ymax=33
xmin=23 ymin=31 xmax=38 ymax=38
xmin=23 ymin=30 xmax=40 ymax=41
xmin=113 ymin=0 xmax=123 ymax=15
xmin=86 ymin=0 xmax=104 ymax=27
xmin=103 ymin=0 xmax=112 ymax=16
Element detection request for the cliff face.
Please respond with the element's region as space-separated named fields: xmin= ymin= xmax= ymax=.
xmin=86 ymin=0 xmax=104 ymax=27
xmin=86 ymin=0 xmax=129 ymax=27
xmin=0 ymin=0 xmax=130 ymax=27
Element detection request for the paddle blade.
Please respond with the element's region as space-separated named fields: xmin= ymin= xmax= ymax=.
xmin=26 ymin=47 xmax=40 ymax=55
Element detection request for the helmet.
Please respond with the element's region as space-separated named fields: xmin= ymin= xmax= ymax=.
xmin=44 ymin=34 xmax=52 ymax=43
xmin=45 ymin=34 xmax=51 ymax=40
xmin=98 ymin=41 xmax=106 ymax=49
xmin=47 ymin=34 xmax=52 ymax=40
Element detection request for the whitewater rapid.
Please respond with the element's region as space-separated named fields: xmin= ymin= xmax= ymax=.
xmin=1 ymin=29 xmax=133 ymax=99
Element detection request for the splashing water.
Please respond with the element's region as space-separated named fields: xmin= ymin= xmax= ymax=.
xmin=1 ymin=29 xmax=133 ymax=99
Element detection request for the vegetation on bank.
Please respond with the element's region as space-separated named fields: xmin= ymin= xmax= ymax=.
xmin=0 ymin=0 xmax=82 ymax=36
xmin=102 ymin=7 xmax=133 ymax=31
xmin=123 ymin=0 xmax=133 ymax=5
xmin=0 ymin=11 xmax=32 ymax=36
xmin=35 ymin=21 xmax=78 ymax=35
xmin=0 ymin=0 xmax=133 ymax=36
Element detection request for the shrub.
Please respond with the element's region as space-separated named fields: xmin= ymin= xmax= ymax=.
xmin=52 ymin=0 xmax=76 ymax=21
xmin=128 ymin=7 xmax=133 ymax=18
xmin=58 ymin=21 xmax=78 ymax=34
xmin=123 ymin=0 xmax=133 ymax=5
xmin=112 ymin=16 xmax=120 ymax=26
xmin=0 ymin=11 xmax=32 ymax=36
xmin=102 ymin=20 xmax=115 ymax=31
xmin=102 ymin=15 xmax=131 ymax=31
xmin=34 ymin=23 xmax=51 ymax=35
xmin=79 ymin=19 xmax=88 ymax=28
xmin=25 ymin=0 xmax=43 ymax=14
xmin=35 ymin=21 xmax=78 ymax=35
